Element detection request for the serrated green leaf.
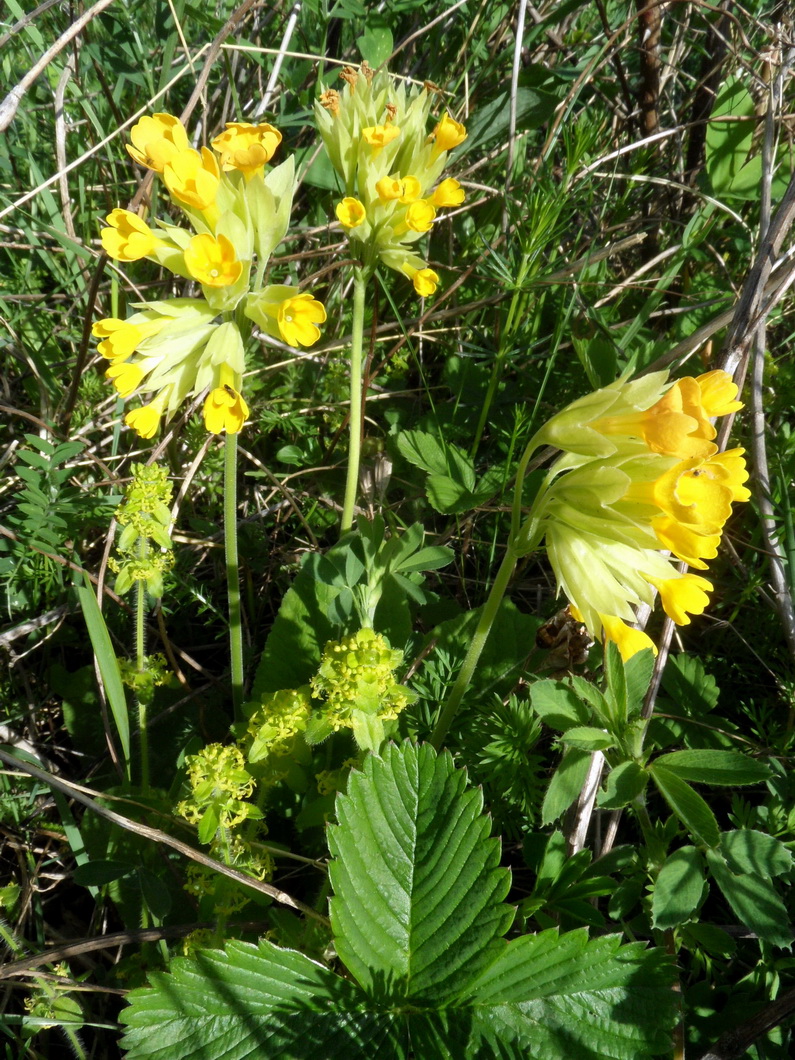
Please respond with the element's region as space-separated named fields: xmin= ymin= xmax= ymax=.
xmin=652 ymin=846 xmax=705 ymax=930
xmin=654 ymin=749 xmax=770 ymax=786
xmin=682 ymin=922 xmax=736 ymax=957
xmin=706 ymin=849 xmax=793 ymax=947
xmin=464 ymin=930 xmax=677 ymax=1058
xmin=541 ymin=748 xmax=592 ymax=825
xmin=603 ymin=641 xmax=627 ymax=727
xmin=120 ymin=939 xmax=398 ymax=1059
xmin=426 ymin=474 xmax=474 ymax=514
xmin=328 ymin=742 xmax=513 ymax=1003
xmin=624 ymin=649 xmax=655 ymax=716
xmin=720 ymin=829 xmax=794 ymax=878
xmin=648 ymin=764 xmax=720 ymax=847
xmin=597 ymin=761 xmax=648 ymax=809
xmin=559 ymin=726 xmax=615 ymax=751
xmin=661 ymin=653 xmax=719 ymax=715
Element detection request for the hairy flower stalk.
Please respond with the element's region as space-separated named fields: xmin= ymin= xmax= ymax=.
xmin=315 ymin=65 xmax=467 ymax=529
xmin=431 ymin=369 xmax=749 ymax=748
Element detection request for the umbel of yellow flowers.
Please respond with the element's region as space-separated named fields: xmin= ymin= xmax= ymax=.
xmin=94 ymin=114 xmax=326 ymax=438
xmin=314 ymin=63 xmax=467 ymax=297
xmin=516 ymin=369 xmax=750 ymax=660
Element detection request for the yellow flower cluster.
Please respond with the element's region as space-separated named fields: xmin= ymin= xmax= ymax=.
xmin=176 ymin=743 xmax=262 ymax=843
xmin=94 ymin=113 xmax=326 ymax=438
xmin=521 ymin=370 xmax=749 ymax=660
xmin=315 ymin=64 xmax=467 ymax=296
xmin=242 ymin=687 xmax=312 ymax=764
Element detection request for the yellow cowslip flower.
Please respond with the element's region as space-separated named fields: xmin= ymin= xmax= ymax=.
xmin=101 ymin=209 xmax=162 ymax=261
xmin=163 ymin=147 xmax=221 ymax=216
xmin=431 ymin=112 xmax=467 ymax=158
xmin=105 ymin=360 xmax=146 ymax=398
xmin=599 ymin=613 xmax=657 ymax=662
xmin=399 ymin=176 xmax=422 ymax=203
xmin=277 ymin=293 xmax=327 ymax=347
xmin=645 ymin=573 xmax=713 ymax=626
xmin=184 ymin=233 xmax=242 ymax=288
xmin=404 ymin=199 xmax=436 ymax=233
xmin=336 ymin=197 xmax=367 ymax=228
xmin=93 ymin=318 xmax=149 ymax=362
xmin=431 ymin=177 xmax=465 ymax=207
xmin=244 ymin=285 xmax=326 ymax=348
xmin=376 ymin=176 xmax=404 ymax=201
xmin=537 ymin=370 xmax=743 ymax=464
xmin=127 ymin=113 xmax=190 ymax=172
xmin=362 ymin=124 xmax=401 ymax=152
xmin=203 ymin=363 xmax=249 ymax=434
xmin=211 ymin=121 xmax=282 ymax=176
xmin=125 ymin=390 xmax=171 ymax=439
xmin=404 ymin=266 xmax=439 ymax=297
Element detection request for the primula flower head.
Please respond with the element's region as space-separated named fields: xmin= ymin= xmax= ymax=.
xmin=211 ymin=121 xmax=282 ymax=176
xmin=163 ymin=147 xmax=221 ymax=214
xmin=244 ymin=285 xmax=327 ymax=348
xmin=314 ymin=63 xmax=466 ymax=296
xmin=101 ymin=209 xmax=162 ymax=261
xmin=127 ymin=113 xmax=190 ymax=172
xmin=527 ymin=372 xmax=748 ymax=658
xmin=203 ymin=362 xmax=249 ymax=435
xmin=184 ymin=232 xmax=242 ymax=288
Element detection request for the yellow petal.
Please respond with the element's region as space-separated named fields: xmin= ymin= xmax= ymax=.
xmin=600 ymin=614 xmax=657 ymax=660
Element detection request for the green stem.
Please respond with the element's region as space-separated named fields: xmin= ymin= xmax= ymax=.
xmin=430 ymin=545 xmax=518 ymax=749
xmin=135 ymin=554 xmax=149 ymax=795
xmin=340 ymin=266 xmax=368 ymax=533
xmin=225 ymin=431 xmax=244 ymax=720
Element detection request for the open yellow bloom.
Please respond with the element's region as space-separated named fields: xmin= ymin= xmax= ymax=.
xmin=647 ymin=449 xmax=751 ymax=538
xmin=404 ymin=199 xmax=436 ymax=233
xmin=105 ymin=360 xmax=145 ymax=398
xmin=431 ymin=112 xmax=467 ymax=158
xmin=336 ymin=197 xmax=367 ymax=228
xmin=184 ymin=233 xmax=242 ymax=288
xmin=362 ymin=124 xmax=401 ymax=151
xmin=376 ymin=176 xmax=404 ymax=201
xmin=600 ymin=614 xmax=657 ymax=661
xmin=697 ymin=370 xmax=745 ymax=416
xmin=127 ymin=113 xmax=189 ymax=172
xmin=163 ymin=147 xmax=221 ymax=213
xmin=407 ymin=267 xmax=439 ymax=297
xmin=399 ymin=176 xmax=422 ymax=203
xmin=203 ymin=364 xmax=249 ymax=434
xmin=431 ymin=178 xmax=465 ymax=207
xmin=277 ymin=293 xmax=327 ymax=347
xmin=101 ymin=209 xmax=162 ymax=261
xmin=125 ymin=391 xmax=171 ymax=439
xmin=646 ymin=573 xmax=713 ymax=625
xmin=211 ymin=122 xmax=282 ymax=176
xmin=93 ymin=318 xmax=147 ymax=362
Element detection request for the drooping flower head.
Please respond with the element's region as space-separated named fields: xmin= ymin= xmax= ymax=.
xmin=96 ymin=112 xmax=326 ymax=437
xmin=314 ymin=64 xmax=467 ymax=297
xmin=521 ymin=369 xmax=748 ymax=659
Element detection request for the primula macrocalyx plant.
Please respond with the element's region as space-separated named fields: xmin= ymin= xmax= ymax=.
xmin=315 ymin=63 xmax=467 ymax=297
xmin=517 ymin=369 xmax=750 ymax=660
xmin=94 ymin=112 xmax=326 ymax=438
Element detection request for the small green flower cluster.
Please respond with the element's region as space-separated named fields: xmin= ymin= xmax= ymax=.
xmin=310 ymin=627 xmax=414 ymax=749
xmin=244 ymin=686 xmax=312 ymax=764
xmin=118 ymin=652 xmax=172 ymax=705
xmin=176 ymin=743 xmax=263 ymax=845
xmin=108 ymin=462 xmax=174 ymax=597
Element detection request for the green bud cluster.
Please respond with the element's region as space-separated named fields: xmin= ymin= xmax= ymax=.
xmin=176 ymin=743 xmax=263 ymax=844
xmin=118 ymin=653 xmax=173 ymax=704
xmin=310 ymin=627 xmax=413 ymax=731
xmin=242 ymin=686 xmax=312 ymax=764
xmin=109 ymin=462 xmax=174 ymax=597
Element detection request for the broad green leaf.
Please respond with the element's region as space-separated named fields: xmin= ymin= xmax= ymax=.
xmin=559 ymin=726 xmax=615 ymax=751
xmin=120 ymin=939 xmax=400 ymax=1059
xmin=661 ymin=653 xmax=719 ymax=715
xmin=654 ymin=749 xmax=770 ymax=786
xmin=706 ymin=849 xmax=793 ymax=948
xmin=648 ymin=764 xmax=720 ymax=847
xmin=720 ymin=829 xmax=794 ymax=878
xmin=357 ymin=23 xmax=393 ymax=68
xmin=327 ymin=742 xmax=513 ymax=1003
xmin=530 ymin=679 xmax=591 ymax=731
xmin=624 ymin=649 xmax=655 ymax=715
xmin=72 ymin=860 xmax=132 ymax=887
xmin=652 ymin=847 xmax=705 ymax=929
xmin=603 ymin=641 xmax=627 ymax=727
xmin=597 ymin=761 xmax=648 ymax=809
xmin=682 ymin=922 xmax=736 ymax=957
xmin=541 ymin=748 xmax=592 ymax=825
xmin=464 ymin=929 xmax=677 ymax=1058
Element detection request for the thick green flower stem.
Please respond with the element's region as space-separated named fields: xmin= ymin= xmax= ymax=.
xmin=430 ymin=544 xmax=519 ymax=749
xmin=225 ymin=431 xmax=244 ymax=720
xmin=135 ymin=558 xmax=149 ymax=795
xmin=340 ymin=266 xmax=368 ymax=533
